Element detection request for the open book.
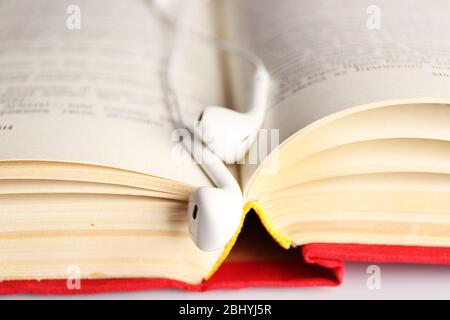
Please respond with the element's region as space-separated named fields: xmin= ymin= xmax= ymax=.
xmin=1 ymin=0 xmax=450 ymax=292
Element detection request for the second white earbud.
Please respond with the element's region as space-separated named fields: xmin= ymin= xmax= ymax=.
xmin=180 ymin=130 xmax=243 ymax=251
xmin=195 ymin=65 xmax=270 ymax=164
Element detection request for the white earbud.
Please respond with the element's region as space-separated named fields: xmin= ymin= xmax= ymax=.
xmin=194 ymin=66 xmax=270 ymax=163
xmin=180 ymin=131 xmax=243 ymax=252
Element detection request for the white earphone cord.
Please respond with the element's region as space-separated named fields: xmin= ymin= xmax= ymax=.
xmin=163 ymin=0 xmax=268 ymax=130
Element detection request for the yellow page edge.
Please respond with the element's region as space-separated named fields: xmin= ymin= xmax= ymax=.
xmin=204 ymin=200 xmax=292 ymax=280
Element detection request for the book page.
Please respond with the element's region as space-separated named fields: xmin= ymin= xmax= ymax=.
xmin=0 ymin=0 xmax=227 ymax=186
xmin=222 ymin=0 xmax=450 ymax=184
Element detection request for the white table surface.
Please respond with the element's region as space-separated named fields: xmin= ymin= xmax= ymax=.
xmin=2 ymin=262 xmax=450 ymax=300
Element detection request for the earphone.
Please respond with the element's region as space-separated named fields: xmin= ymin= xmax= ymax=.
xmin=159 ymin=0 xmax=270 ymax=251
xmin=193 ymin=46 xmax=270 ymax=164
xmin=179 ymin=131 xmax=243 ymax=252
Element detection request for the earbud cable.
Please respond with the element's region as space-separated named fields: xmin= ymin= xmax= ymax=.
xmin=161 ymin=0 xmax=268 ymax=130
